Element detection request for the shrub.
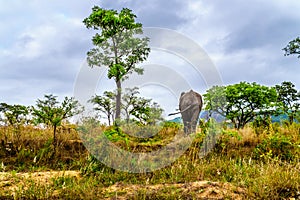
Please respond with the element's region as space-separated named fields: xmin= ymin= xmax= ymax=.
xmin=254 ymin=133 xmax=298 ymax=161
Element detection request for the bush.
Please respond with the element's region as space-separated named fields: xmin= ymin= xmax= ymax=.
xmin=254 ymin=133 xmax=298 ymax=161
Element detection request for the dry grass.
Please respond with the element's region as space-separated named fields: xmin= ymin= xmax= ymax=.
xmin=0 ymin=122 xmax=300 ymax=199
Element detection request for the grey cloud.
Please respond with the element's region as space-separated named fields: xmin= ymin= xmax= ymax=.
xmin=100 ymin=0 xmax=188 ymax=28
xmin=197 ymin=0 xmax=300 ymax=53
xmin=1 ymin=0 xmax=300 ymax=108
xmin=224 ymin=17 xmax=300 ymax=53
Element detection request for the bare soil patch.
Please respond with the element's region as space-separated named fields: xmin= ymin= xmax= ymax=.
xmin=105 ymin=180 xmax=246 ymax=199
xmin=0 ymin=170 xmax=246 ymax=199
xmin=0 ymin=170 xmax=80 ymax=192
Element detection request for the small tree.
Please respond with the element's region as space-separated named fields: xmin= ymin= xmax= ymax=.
xmin=90 ymin=88 xmax=164 ymax=125
xmin=122 ymin=87 xmax=164 ymax=125
xmin=203 ymin=85 xmax=227 ymax=118
xmin=0 ymin=103 xmax=30 ymax=134
xmin=275 ymin=81 xmax=300 ymax=124
xmin=83 ymin=7 xmax=150 ymax=122
xmin=122 ymin=87 xmax=140 ymax=123
xmin=283 ymin=37 xmax=300 ymax=59
xmin=32 ymin=94 xmax=82 ymax=143
xmin=89 ymin=91 xmax=116 ymax=126
xmin=130 ymin=98 xmax=164 ymax=125
xmin=146 ymin=102 xmax=164 ymax=125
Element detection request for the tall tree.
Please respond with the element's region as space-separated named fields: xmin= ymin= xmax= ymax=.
xmin=275 ymin=81 xmax=300 ymax=124
xmin=32 ymin=94 xmax=82 ymax=143
xmin=89 ymin=91 xmax=116 ymax=126
xmin=283 ymin=37 xmax=300 ymax=59
xmin=83 ymin=7 xmax=150 ymax=122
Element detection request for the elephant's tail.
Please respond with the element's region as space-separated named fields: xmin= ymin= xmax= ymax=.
xmin=168 ymin=111 xmax=181 ymax=116
xmin=168 ymin=104 xmax=197 ymax=116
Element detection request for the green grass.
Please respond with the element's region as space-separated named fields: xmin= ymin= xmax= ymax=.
xmin=0 ymin=122 xmax=300 ymax=199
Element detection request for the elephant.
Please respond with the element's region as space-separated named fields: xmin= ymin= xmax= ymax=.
xmin=169 ymin=90 xmax=203 ymax=134
xmin=179 ymin=90 xmax=203 ymax=134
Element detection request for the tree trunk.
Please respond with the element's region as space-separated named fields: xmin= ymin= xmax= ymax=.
xmin=126 ymin=112 xmax=130 ymax=124
xmin=115 ymin=80 xmax=122 ymax=123
xmin=289 ymin=113 xmax=294 ymax=125
xmin=108 ymin=116 xmax=111 ymax=126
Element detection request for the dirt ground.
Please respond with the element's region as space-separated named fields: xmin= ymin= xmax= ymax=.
xmin=0 ymin=170 xmax=246 ymax=199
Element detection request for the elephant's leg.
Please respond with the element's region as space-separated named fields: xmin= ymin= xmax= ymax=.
xmin=191 ymin=120 xmax=197 ymax=133
xmin=186 ymin=121 xmax=193 ymax=135
xmin=182 ymin=119 xmax=187 ymax=133
xmin=190 ymin=110 xmax=200 ymax=133
xmin=182 ymin=114 xmax=189 ymax=134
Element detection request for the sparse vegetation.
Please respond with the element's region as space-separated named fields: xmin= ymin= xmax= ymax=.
xmin=0 ymin=121 xmax=299 ymax=199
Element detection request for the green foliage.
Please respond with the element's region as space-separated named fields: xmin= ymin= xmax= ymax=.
xmin=80 ymin=154 xmax=112 ymax=175
xmin=216 ymin=129 xmax=242 ymax=153
xmin=251 ymin=116 xmax=273 ymax=135
xmin=32 ymin=94 xmax=82 ymax=142
xmin=254 ymin=133 xmax=297 ymax=161
xmin=161 ymin=121 xmax=182 ymax=129
xmin=36 ymin=139 xmax=54 ymax=163
xmin=83 ymin=6 xmax=150 ymax=120
xmin=103 ymin=127 xmax=127 ymax=142
xmin=91 ymin=88 xmax=164 ymax=126
xmin=226 ymin=82 xmax=277 ymax=129
xmin=1 ymin=123 xmax=300 ymax=199
xmin=275 ymin=81 xmax=300 ymax=124
xmin=52 ymin=176 xmax=75 ymax=189
xmin=131 ymin=101 xmax=164 ymax=125
xmin=89 ymin=91 xmax=115 ymax=125
xmin=0 ymin=103 xmax=30 ymax=133
xmin=283 ymin=37 xmax=300 ymax=58
xmin=204 ymin=82 xmax=278 ymax=129
xmin=203 ymin=85 xmax=227 ymax=118
xmin=122 ymin=87 xmax=142 ymax=123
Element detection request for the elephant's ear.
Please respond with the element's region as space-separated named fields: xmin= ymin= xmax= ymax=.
xmin=180 ymin=92 xmax=185 ymax=97
xmin=194 ymin=92 xmax=203 ymax=107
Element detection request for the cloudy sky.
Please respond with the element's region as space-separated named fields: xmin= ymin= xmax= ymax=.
xmin=1 ymin=0 xmax=300 ymax=117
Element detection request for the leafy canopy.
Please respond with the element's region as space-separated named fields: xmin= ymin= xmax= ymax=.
xmin=275 ymin=81 xmax=300 ymax=123
xmin=283 ymin=37 xmax=300 ymax=58
xmin=32 ymin=94 xmax=82 ymax=142
xmin=204 ymin=82 xmax=278 ymax=129
xmin=0 ymin=103 xmax=29 ymax=127
xmin=83 ymin=6 xmax=150 ymax=81
xmin=89 ymin=91 xmax=116 ymax=126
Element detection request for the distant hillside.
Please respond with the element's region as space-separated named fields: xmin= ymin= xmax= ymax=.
xmin=168 ymin=111 xmax=293 ymax=124
xmin=168 ymin=111 xmax=225 ymax=123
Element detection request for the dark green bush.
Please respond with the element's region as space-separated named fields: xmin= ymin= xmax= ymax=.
xmin=254 ymin=133 xmax=297 ymax=161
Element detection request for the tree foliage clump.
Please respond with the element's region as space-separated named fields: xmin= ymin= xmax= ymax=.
xmin=32 ymin=94 xmax=82 ymax=143
xmin=204 ymin=82 xmax=278 ymax=129
xmin=0 ymin=103 xmax=30 ymax=134
xmin=89 ymin=87 xmax=164 ymax=126
xmin=275 ymin=81 xmax=300 ymax=124
xmin=89 ymin=91 xmax=115 ymax=126
xmin=283 ymin=37 xmax=300 ymax=58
